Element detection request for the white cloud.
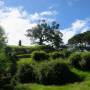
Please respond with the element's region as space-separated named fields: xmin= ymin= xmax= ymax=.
xmin=40 ymin=11 xmax=57 ymax=16
xmin=0 ymin=2 xmax=57 ymax=45
xmin=30 ymin=10 xmax=57 ymax=22
xmin=0 ymin=5 xmax=37 ymax=45
xmin=61 ymin=19 xmax=90 ymax=44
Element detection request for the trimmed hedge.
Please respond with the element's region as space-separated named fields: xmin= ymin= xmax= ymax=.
xmin=39 ymin=60 xmax=80 ymax=85
xmin=51 ymin=52 xmax=64 ymax=59
xmin=69 ymin=52 xmax=90 ymax=71
xmin=9 ymin=45 xmax=55 ymax=55
xmin=80 ymin=52 xmax=90 ymax=70
xmin=17 ymin=54 xmax=31 ymax=59
xmin=16 ymin=60 xmax=37 ymax=83
xmin=31 ymin=51 xmax=49 ymax=61
xmin=69 ymin=52 xmax=82 ymax=68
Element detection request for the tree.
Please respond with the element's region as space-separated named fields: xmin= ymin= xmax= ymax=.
xmin=68 ymin=31 xmax=90 ymax=45
xmin=68 ymin=34 xmax=84 ymax=45
xmin=26 ymin=20 xmax=63 ymax=49
xmin=18 ymin=40 xmax=22 ymax=46
xmin=0 ymin=26 xmax=15 ymax=89
xmin=0 ymin=26 xmax=7 ymax=73
xmin=0 ymin=26 xmax=6 ymax=49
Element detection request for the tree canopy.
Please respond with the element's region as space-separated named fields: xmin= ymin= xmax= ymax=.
xmin=0 ymin=26 xmax=6 ymax=50
xmin=26 ymin=20 xmax=63 ymax=49
xmin=68 ymin=31 xmax=90 ymax=45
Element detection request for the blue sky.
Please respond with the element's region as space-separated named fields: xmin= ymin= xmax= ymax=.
xmin=0 ymin=0 xmax=90 ymax=45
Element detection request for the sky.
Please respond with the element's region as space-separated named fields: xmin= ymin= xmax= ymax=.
xmin=0 ymin=0 xmax=90 ymax=45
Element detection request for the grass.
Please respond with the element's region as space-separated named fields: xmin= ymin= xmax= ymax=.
xmin=15 ymin=68 xmax=90 ymax=90
xmin=16 ymin=81 xmax=90 ymax=90
xmin=17 ymin=58 xmax=32 ymax=66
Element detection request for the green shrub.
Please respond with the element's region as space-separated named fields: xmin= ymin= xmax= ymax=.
xmin=31 ymin=51 xmax=49 ymax=61
xmin=0 ymin=73 xmax=13 ymax=90
xmin=69 ymin=52 xmax=82 ymax=68
xmin=0 ymin=51 xmax=12 ymax=74
xmin=62 ymin=49 xmax=72 ymax=58
xmin=51 ymin=52 xmax=64 ymax=59
xmin=32 ymin=45 xmax=55 ymax=53
xmin=10 ymin=45 xmax=55 ymax=55
xmin=17 ymin=54 xmax=31 ymax=59
xmin=16 ymin=60 xmax=37 ymax=83
xmin=80 ymin=52 xmax=90 ymax=70
xmin=39 ymin=60 xmax=80 ymax=85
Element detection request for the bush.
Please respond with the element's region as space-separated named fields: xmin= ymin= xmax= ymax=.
xmin=31 ymin=51 xmax=49 ymax=61
xmin=17 ymin=54 xmax=31 ymax=59
xmin=80 ymin=52 xmax=90 ymax=70
xmin=0 ymin=50 xmax=12 ymax=74
xmin=10 ymin=45 xmax=55 ymax=55
xmin=69 ymin=52 xmax=82 ymax=68
xmin=51 ymin=52 xmax=64 ymax=59
xmin=62 ymin=49 xmax=72 ymax=58
xmin=0 ymin=74 xmax=13 ymax=90
xmin=16 ymin=60 xmax=37 ymax=83
xmin=32 ymin=45 xmax=55 ymax=53
xmin=39 ymin=60 xmax=80 ymax=85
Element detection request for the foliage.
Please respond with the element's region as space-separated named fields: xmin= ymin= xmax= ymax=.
xmin=0 ymin=26 xmax=6 ymax=49
xmin=17 ymin=54 xmax=31 ymax=59
xmin=15 ymin=69 xmax=90 ymax=90
xmin=69 ymin=52 xmax=90 ymax=71
xmin=68 ymin=31 xmax=90 ymax=45
xmin=69 ymin=52 xmax=82 ymax=68
xmin=62 ymin=49 xmax=72 ymax=58
xmin=39 ymin=60 xmax=80 ymax=85
xmin=51 ymin=51 xmax=64 ymax=59
xmin=9 ymin=45 xmax=56 ymax=55
xmin=80 ymin=52 xmax=90 ymax=70
xmin=31 ymin=51 xmax=49 ymax=61
xmin=16 ymin=59 xmax=37 ymax=83
xmin=18 ymin=40 xmax=22 ymax=46
xmin=0 ymin=77 xmax=14 ymax=90
xmin=0 ymin=51 xmax=15 ymax=90
xmin=26 ymin=20 xmax=63 ymax=49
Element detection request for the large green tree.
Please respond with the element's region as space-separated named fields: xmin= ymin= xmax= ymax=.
xmin=26 ymin=20 xmax=63 ymax=49
xmin=68 ymin=31 xmax=90 ymax=45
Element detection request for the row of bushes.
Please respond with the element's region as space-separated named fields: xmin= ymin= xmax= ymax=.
xmin=7 ymin=45 xmax=71 ymax=59
xmin=15 ymin=51 xmax=90 ymax=86
xmin=15 ymin=59 xmax=81 ymax=85
xmin=69 ymin=52 xmax=90 ymax=70
xmin=17 ymin=50 xmax=71 ymax=60
xmin=8 ymin=45 xmax=56 ymax=55
xmin=32 ymin=51 xmax=90 ymax=71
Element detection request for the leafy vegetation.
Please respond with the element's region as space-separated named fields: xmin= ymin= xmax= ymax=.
xmin=80 ymin=52 xmax=90 ymax=70
xmin=31 ymin=51 xmax=49 ymax=61
xmin=51 ymin=51 xmax=64 ymax=59
xmin=16 ymin=60 xmax=37 ymax=83
xmin=69 ymin=52 xmax=82 ymax=68
xmin=38 ymin=60 xmax=80 ymax=85
xmin=68 ymin=31 xmax=90 ymax=45
xmin=1 ymin=24 xmax=90 ymax=90
xmin=26 ymin=21 xmax=63 ymax=49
